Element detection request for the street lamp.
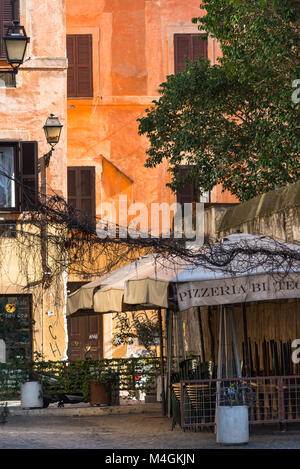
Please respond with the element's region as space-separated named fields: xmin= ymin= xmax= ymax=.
xmin=2 ymin=20 xmax=30 ymax=74
xmin=40 ymin=113 xmax=63 ymax=354
xmin=43 ymin=114 xmax=63 ymax=167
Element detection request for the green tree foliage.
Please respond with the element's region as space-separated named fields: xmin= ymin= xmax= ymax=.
xmin=138 ymin=0 xmax=300 ymax=201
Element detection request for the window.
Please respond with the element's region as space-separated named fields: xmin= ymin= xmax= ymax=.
xmin=0 ymin=221 xmax=16 ymax=237
xmin=174 ymin=34 xmax=208 ymax=74
xmin=67 ymin=34 xmax=93 ymax=98
xmin=0 ymin=141 xmax=38 ymax=211
xmin=176 ymin=166 xmax=199 ymax=205
xmin=0 ymin=71 xmax=16 ymax=87
xmin=0 ymin=0 xmax=20 ymax=58
xmin=0 ymin=145 xmax=16 ymax=208
xmin=67 ymin=166 xmax=96 ymax=219
xmin=0 ymin=294 xmax=32 ymax=362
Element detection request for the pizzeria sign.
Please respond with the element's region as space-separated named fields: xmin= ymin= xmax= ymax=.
xmin=176 ymin=273 xmax=300 ymax=311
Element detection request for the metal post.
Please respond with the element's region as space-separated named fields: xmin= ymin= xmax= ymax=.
xmin=166 ymin=309 xmax=173 ymax=418
xmin=224 ymin=306 xmax=228 ymax=378
xmin=40 ymin=156 xmax=47 ymax=358
xmin=278 ymin=376 xmax=284 ymax=424
xmin=197 ymin=307 xmax=206 ymax=363
xmin=230 ymin=305 xmax=242 ymax=379
xmin=216 ymin=305 xmax=224 ymax=424
xmin=242 ymin=303 xmax=250 ymax=376
xmin=158 ymin=308 xmax=166 ymax=415
xmin=177 ymin=309 xmax=186 ymax=362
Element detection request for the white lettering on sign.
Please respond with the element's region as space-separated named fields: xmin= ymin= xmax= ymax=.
xmin=176 ymin=273 xmax=300 ymax=311
xmin=89 ymin=334 xmax=98 ymax=340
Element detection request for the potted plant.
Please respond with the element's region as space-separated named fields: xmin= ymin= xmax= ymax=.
xmin=89 ymin=367 xmax=119 ymax=406
xmin=216 ymin=381 xmax=249 ymax=445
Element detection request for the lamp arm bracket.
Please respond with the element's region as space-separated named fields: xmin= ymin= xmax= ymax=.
xmin=38 ymin=149 xmax=54 ymax=171
xmin=44 ymin=148 xmax=54 ymax=168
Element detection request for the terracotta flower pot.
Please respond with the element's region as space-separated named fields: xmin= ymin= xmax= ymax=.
xmin=89 ymin=380 xmax=110 ymax=406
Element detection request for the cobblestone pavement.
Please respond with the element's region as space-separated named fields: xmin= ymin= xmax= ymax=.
xmin=0 ymin=411 xmax=300 ymax=449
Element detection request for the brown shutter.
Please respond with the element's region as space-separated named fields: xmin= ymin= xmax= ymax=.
xmin=67 ymin=34 xmax=93 ymax=98
xmin=67 ymin=166 xmax=96 ymax=219
xmin=174 ymin=34 xmax=208 ymax=74
xmin=174 ymin=34 xmax=190 ymax=74
xmin=176 ymin=166 xmax=198 ymax=205
xmin=76 ymin=35 xmax=93 ymax=97
xmin=67 ymin=166 xmax=78 ymax=209
xmin=1 ymin=0 xmax=20 ymax=58
xmin=192 ymin=34 xmax=208 ymax=61
xmin=20 ymin=141 xmax=38 ymax=211
xmin=66 ymin=35 xmax=76 ymax=97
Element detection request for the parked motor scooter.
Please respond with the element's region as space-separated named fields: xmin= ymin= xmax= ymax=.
xmin=41 ymin=347 xmax=91 ymax=408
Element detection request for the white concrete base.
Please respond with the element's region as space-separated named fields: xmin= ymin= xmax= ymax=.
xmin=21 ymin=381 xmax=43 ymax=409
xmin=216 ymin=405 xmax=249 ymax=445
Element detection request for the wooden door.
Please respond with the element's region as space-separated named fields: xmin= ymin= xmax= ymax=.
xmin=67 ymin=313 xmax=103 ymax=362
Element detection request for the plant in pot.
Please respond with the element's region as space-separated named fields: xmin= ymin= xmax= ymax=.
xmin=216 ymin=380 xmax=249 ymax=445
xmin=88 ymin=366 xmax=117 ymax=407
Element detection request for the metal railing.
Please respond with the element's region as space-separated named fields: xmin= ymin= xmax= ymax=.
xmin=0 ymin=358 xmax=163 ymax=400
xmin=177 ymin=376 xmax=300 ymax=428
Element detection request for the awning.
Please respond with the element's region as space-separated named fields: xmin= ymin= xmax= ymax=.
xmin=67 ymin=234 xmax=300 ymax=315
xmin=172 ymin=234 xmax=300 ymax=311
xmin=176 ymin=272 xmax=300 ymax=310
xmin=67 ymin=254 xmax=188 ymax=315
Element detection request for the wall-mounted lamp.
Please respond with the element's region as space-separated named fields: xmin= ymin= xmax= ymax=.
xmin=43 ymin=114 xmax=63 ymax=167
xmin=2 ymin=20 xmax=30 ymax=74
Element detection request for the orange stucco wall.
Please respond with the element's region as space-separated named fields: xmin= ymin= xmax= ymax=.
xmin=66 ymin=0 xmax=238 ymax=360
xmin=66 ymin=0 xmax=237 ymax=228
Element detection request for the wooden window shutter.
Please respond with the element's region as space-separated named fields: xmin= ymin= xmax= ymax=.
xmin=174 ymin=34 xmax=208 ymax=73
xmin=67 ymin=35 xmax=76 ymax=97
xmin=0 ymin=0 xmax=19 ymax=58
xmin=67 ymin=166 xmax=96 ymax=219
xmin=176 ymin=166 xmax=198 ymax=205
xmin=67 ymin=34 xmax=93 ymax=98
xmin=76 ymin=35 xmax=93 ymax=97
xmin=192 ymin=34 xmax=208 ymax=61
xmin=19 ymin=141 xmax=38 ymax=211
xmin=174 ymin=34 xmax=190 ymax=74
xmin=67 ymin=167 xmax=78 ymax=210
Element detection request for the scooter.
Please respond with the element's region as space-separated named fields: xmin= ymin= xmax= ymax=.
xmin=42 ymin=389 xmax=86 ymax=408
xmin=41 ymin=347 xmax=91 ymax=408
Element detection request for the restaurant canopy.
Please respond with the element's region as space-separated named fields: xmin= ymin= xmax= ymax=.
xmin=174 ymin=233 xmax=300 ymax=311
xmin=67 ymin=234 xmax=300 ymax=316
xmin=67 ymin=254 xmax=188 ymax=315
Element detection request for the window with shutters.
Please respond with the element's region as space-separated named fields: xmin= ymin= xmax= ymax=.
xmin=67 ymin=34 xmax=93 ymax=98
xmin=67 ymin=166 xmax=96 ymax=219
xmin=0 ymin=0 xmax=20 ymax=59
xmin=0 ymin=141 xmax=38 ymax=212
xmin=174 ymin=34 xmax=208 ymax=74
xmin=176 ymin=166 xmax=199 ymax=205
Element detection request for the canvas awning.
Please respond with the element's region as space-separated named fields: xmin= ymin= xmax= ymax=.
xmin=67 ymin=234 xmax=300 ymax=315
xmin=172 ymin=234 xmax=300 ymax=311
xmin=67 ymin=254 xmax=188 ymax=315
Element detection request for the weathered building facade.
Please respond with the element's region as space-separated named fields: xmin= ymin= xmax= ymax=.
xmin=0 ymin=0 xmax=68 ymax=360
xmin=65 ymin=0 xmax=238 ymax=360
xmin=1 ymin=0 xmax=242 ymax=363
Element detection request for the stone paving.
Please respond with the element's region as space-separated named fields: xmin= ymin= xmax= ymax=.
xmin=0 ymin=403 xmax=300 ymax=449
